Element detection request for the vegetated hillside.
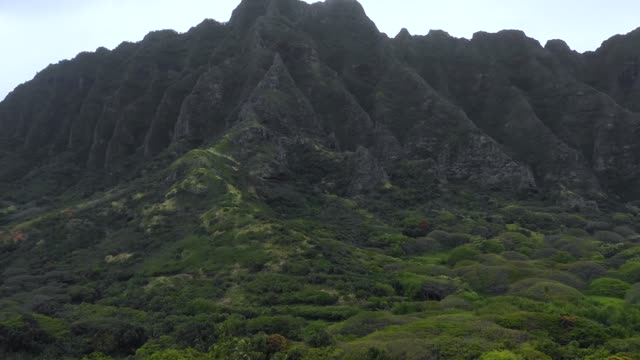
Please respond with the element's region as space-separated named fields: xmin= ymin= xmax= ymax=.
xmin=1 ymin=0 xmax=640 ymax=359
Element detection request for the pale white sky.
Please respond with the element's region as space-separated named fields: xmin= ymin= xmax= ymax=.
xmin=1 ymin=0 xmax=638 ymax=101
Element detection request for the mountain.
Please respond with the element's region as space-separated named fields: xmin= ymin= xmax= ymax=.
xmin=1 ymin=0 xmax=640 ymax=359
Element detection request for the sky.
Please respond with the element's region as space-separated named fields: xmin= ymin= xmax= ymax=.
xmin=1 ymin=0 xmax=639 ymax=102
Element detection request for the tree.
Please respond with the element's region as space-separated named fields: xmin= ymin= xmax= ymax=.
xmin=266 ymin=334 xmax=288 ymax=357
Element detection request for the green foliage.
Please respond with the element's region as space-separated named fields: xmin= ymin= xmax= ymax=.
xmin=363 ymin=347 xmax=392 ymax=360
xmin=447 ymin=245 xmax=480 ymax=266
xmin=70 ymin=317 xmax=147 ymax=355
xmin=479 ymin=239 xmax=507 ymax=254
xmin=618 ymin=261 xmax=640 ymax=282
xmin=246 ymin=316 xmax=306 ymax=340
xmin=625 ymin=284 xmax=640 ymax=304
xmin=143 ymin=349 xmax=209 ymax=360
xmin=1 ymin=95 xmax=640 ymax=360
xmin=332 ymin=312 xmax=410 ymax=338
xmin=588 ymin=278 xmax=632 ymax=298
xmin=479 ymin=350 xmax=523 ymax=360
xmin=0 ymin=315 xmax=51 ymax=353
xmin=594 ymin=231 xmax=625 ymax=244
xmin=209 ymin=336 xmax=264 ymax=360
xmin=303 ymin=322 xmax=333 ymax=347
xmin=395 ymin=273 xmax=463 ymax=301
xmin=510 ymin=279 xmax=583 ymax=302
xmin=567 ymin=261 xmax=607 ymax=282
xmin=456 ymin=264 xmax=512 ymax=295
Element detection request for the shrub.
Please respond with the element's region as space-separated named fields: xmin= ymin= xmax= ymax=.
xmin=625 ymin=283 xmax=640 ymax=305
xmin=566 ymin=317 xmax=610 ymax=347
xmin=510 ymin=279 xmax=583 ymax=302
xmin=492 ymin=312 xmax=558 ymax=333
xmin=427 ymin=230 xmax=452 ymax=242
xmin=551 ymin=251 xmax=576 ymax=264
xmin=209 ymin=337 xmax=264 ymax=360
xmin=172 ymin=314 xmax=218 ymax=351
xmin=564 ymin=228 xmax=589 ymax=237
xmin=479 ymin=350 xmax=523 ymax=360
xmin=586 ymin=221 xmax=611 ymax=232
xmin=278 ymin=305 xmax=359 ymax=321
xmin=546 ymin=235 xmax=597 ymax=258
xmin=143 ymin=349 xmax=209 ymax=359
xmin=70 ymin=318 xmax=147 ymax=355
xmin=497 ymin=231 xmax=532 ymax=252
xmin=333 ymin=312 xmax=408 ymax=337
xmin=619 ymin=261 xmax=640 ymax=283
xmin=440 ymin=294 xmax=475 ymax=310
xmin=501 ymin=251 xmax=529 ymax=261
xmin=302 ymin=322 xmax=333 ymax=347
xmin=364 ymin=347 xmax=392 ymax=360
xmin=611 ymin=213 xmax=634 ymax=225
xmin=606 ymin=336 xmax=640 ymax=353
xmin=402 ymin=219 xmax=431 ymax=238
xmin=401 ymin=237 xmax=442 ymax=255
xmin=266 ymin=334 xmax=289 ymax=355
xmin=448 ymin=245 xmax=480 ymax=266
xmin=479 ymin=240 xmax=507 ymax=254
xmin=588 ymin=278 xmax=631 ymax=298
xmin=429 ymin=279 xmax=463 ymax=301
xmin=594 ymin=231 xmax=624 ymax=244
xmin=613 ymin=225 xmax=638 ymax=238
xmin=366 ymin=233 xmax=411 ymax=250
xmin=246 ymin=316 xmax=306 ymax=340
xmin=285 ymin=289 xmax=339 ymax=306
xmin=391 ymin=302 xmax=431 ymax=315
xmin=608 ymin=246 xmax=640 ymax=268
xmin=456 ymin=265 xmax=512 ymax=295
xmin=545 ymin=271 xmax=586 ymax=290
xmin=0 ymin=315 xmax=51 ymax=353
xmin=397 ymin=274 xmax=463 ymax=301
xmin=566 ymin=261 xmax=607 ymax=282
xmin=531 ymin=248 xmax=558 ymax=260
xmin=428 ymin=231 xmax=472 ymax=249
xmin=69 ymin=285 xmax=97 ymax=303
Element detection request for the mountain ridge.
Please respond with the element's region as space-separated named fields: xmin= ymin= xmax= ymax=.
xmin=1 ymin=0 xmax=639 ymax=205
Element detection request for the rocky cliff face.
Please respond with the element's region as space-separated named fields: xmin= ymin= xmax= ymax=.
xmin=1 ymin=0 xmax=639 ymax=204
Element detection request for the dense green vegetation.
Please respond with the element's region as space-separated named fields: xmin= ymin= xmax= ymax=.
xmin=1 ymin=0 xmax=640 ymax=359
xmin=2 ymin=139 xmax=640 ymax=359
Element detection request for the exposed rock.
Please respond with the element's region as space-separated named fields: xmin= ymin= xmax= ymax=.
xmin=1 ymin=0 xmax=640 ymax=203
xmin=345 ymin=146 xmax=389 ymax=194
xmin=173 ymin=67 xmax=226 ymax=145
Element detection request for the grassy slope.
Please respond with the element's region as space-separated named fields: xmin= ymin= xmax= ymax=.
xmin=1 ymin=139 xmax=640 ymax=360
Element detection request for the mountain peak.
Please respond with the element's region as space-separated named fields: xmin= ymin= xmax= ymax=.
xmin=229 ymin=0 xmax=314 ymax=28
xmin=396 ymin=28 xmax=412 ymax=40
xmin=545 ymin=39 xmax=572 ymax=53
xmin=322 ymin=0 xmax=370 ymax=21
xmin=229 ymin=0 xmax=271 ymax=28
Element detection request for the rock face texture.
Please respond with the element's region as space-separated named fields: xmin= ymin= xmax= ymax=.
xmin=0 ymin=0 xmax=639 ymax=202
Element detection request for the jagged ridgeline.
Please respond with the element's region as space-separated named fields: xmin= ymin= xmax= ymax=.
xmin=1 ymin=0 xmax=640 ymax=359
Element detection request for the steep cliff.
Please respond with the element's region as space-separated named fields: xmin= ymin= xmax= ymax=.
xmin=1 ymin=0 xmax=638 ymax=205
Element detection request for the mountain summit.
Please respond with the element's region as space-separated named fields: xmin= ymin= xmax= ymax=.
xmin=1 ymin=1 xmax=640 ymax=359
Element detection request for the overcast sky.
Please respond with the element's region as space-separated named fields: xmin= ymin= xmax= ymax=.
xmin=1 ymin=0 xmax=639 ymax=101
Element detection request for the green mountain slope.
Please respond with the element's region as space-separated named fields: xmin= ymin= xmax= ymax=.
xmin=1 ymin=0 xmax=640 ymax=359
